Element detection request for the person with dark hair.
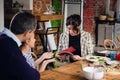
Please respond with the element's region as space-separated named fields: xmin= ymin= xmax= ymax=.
xmin=0 ymin=12 xmax=40 ymax=80
xmin=57 ymin=14 xmax=93 ymax=62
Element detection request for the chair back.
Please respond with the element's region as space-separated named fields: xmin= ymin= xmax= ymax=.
xmin=117 ymin=36 xmax=120 ymax=44
xmin=103 ymin=39 xmax=117 ymax=50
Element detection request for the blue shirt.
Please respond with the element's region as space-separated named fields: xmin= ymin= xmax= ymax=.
xmin=23 ymin=49 xmax=35 ymax=68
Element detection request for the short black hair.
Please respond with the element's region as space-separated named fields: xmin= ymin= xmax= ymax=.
xmin=66 ymin=14 xmax=81 ymax=32
xmin=10 ymin=11 xmax=36 ymax=34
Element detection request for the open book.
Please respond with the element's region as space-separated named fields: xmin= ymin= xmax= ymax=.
xmin=58 ymin=46 xmax=76 ymax=56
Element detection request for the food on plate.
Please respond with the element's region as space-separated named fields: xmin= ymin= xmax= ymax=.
xmin=89 ymin=57 xmax=95 ymax=59
xmin=88 ymin=56 xmax=105 ymax=63
xmin=105 ymin=65 xmax=120 ymax=72
xmin=104 ymin=61 xmax=120 ymax=74
xmin=106 ymin=60 xmax=120 ymax=65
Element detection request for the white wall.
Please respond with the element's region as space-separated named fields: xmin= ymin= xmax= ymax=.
xmin=0 ymin=0 xmax=4 ymax=32
xmin=13 ymin=0 xmax=33 ymax=10
xmin=63 ymin=0 xmax=84 ymax=32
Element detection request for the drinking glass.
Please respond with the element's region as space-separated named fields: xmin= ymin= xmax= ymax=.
xmin=109 ymin=50 xmax=117 ymax=60
xmin=92 ymin=62 xmax=106 ymax=80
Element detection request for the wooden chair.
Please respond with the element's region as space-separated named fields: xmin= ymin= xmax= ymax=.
xmin=117 ymin=36 xmax=120 ymax=44
xmin=103 ymin=39 xmax=117 ymax=50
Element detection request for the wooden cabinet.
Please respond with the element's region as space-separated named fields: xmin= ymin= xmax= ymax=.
xmin=95 ymin=19 xmax=120 ymax=47
xmin=97 ymin=23 xmax=114 ymax=46
xmin=33 ymin=0 xmax=64 ymax=54
xmin=33 ymin=14 xmax=64 ymax=55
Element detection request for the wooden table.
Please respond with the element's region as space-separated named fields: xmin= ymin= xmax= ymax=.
xmin=40 ymin=60 xmax=120 ymax=80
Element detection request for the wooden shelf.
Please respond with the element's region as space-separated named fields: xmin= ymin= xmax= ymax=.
xmin=35 ymin=29 xmax=58 ymax=35
xmin=35 ymin=14 xmax=64 ymax=21
xmin=5 ymin=12 xmax=64 ymax=21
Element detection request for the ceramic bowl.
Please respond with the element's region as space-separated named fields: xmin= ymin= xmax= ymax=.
xmin=83 ymin=66 xmax=104 ymax=80
xmin=99 ymin=15 xmax=107 ymax=20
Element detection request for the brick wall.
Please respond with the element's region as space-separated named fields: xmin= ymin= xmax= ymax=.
xmin=83 ymin=0 xmax=95 ymax=34
xmin=83 ymin=0 xmax=116 ymax=44
xmin=83 ymin=0 xmax=116 ymax=33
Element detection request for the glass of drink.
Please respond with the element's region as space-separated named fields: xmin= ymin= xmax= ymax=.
xmin=109 ymin=50 xmax=117 ymax=60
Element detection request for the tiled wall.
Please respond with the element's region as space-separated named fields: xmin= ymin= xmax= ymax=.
xmin=83 ymin=0 xmax=94 ymax=33
xmin=83 ymin=0 xmax=116 ymax=33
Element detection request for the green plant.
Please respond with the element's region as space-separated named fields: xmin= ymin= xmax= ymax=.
xmin=53 ymin=50 xmax=59 ymax=68
xmin=13 ymin=1 xmax=23 ymax=9
xmin=51 ymin=0 xmax=63 ymax=32
xmin=52 ymin=0 xmax=62 ymax=14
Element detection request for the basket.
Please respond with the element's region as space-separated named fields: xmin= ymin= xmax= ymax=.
xmin=99 ymin=15 xmax=107 ymax=20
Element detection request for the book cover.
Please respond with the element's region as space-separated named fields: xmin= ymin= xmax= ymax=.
xmin=58 ymin=46 xmax=76 ymax=56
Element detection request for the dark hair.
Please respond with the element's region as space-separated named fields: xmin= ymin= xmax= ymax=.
xmin=66 ymin=14 xmax=81 ymax=32
xmin=10 ymin=11 xmax=36 ymax=34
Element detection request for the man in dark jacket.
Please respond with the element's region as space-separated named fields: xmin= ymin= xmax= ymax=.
xmin=0 ymin=12 xmax=40 ymax=80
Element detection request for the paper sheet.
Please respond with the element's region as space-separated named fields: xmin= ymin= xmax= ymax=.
xmin=44 ymin=21 xmax=57 ymax=51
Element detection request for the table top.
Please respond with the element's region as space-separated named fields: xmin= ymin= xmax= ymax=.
xmin=40 ymin=60 xmax=120 ymax=80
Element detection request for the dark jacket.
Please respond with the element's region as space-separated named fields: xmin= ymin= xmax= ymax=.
xmin=0 ymin=34 xmax=40 ymax=80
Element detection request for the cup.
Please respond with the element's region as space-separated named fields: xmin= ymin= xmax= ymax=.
xmin=109 ymin=50 xmax=117 ymax=60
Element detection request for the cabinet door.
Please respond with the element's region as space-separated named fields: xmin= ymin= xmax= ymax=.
xmin=97 ymin=24 xmax=114 ymax=46
xmin=97 ymin=24 xmax=106 ymax=46
xmin=115 ymin=23 xmax=120 ymax=47
xmin=105 ymin=24 xmax=114 ymax=40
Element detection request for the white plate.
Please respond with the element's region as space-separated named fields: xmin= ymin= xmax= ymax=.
xmin=106 ymin=60 xmax=120 ymax=65
xmin=86 ymin=55 xmax=110 ymax=62
xmin=97 ymin=50 xmax=110 ymax=54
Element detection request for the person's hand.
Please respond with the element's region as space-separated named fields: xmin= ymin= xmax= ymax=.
xmin=40 ymin=58 xmax=55 ymax=72
xmin=71 ymin=55 xmax=85 ymax=61
xmin=44 ymin=58 xmax=55 ymax=64
xmin=43 ymin=52 xmax=53 ymax=59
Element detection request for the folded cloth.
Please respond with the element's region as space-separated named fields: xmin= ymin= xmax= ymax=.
xmin=58 ymin=46 xmax=76 ymax=56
